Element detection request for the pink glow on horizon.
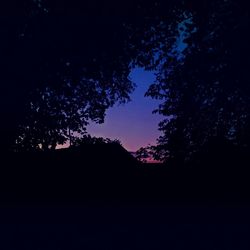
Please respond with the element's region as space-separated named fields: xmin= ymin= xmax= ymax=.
xmin=87 ymin=68 xmax=162 ymax=152
xmin=57 ymin=68 xmax=163 ymax=155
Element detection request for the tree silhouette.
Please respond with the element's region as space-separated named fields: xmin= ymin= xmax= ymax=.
xmin=15 ymin=75 xmax=128 ymax=151
xmin=131 ymin=0 xmax=250 ymax=162
xmin=1 ymin=0 xmax=139 ymax=151
xmin=72 ymin=134 xmax=122 ymax=147
xmin=2 ymin=0 xmax=186 ymax=152
xmin=3 ymin=0 xmax=248 ymax=158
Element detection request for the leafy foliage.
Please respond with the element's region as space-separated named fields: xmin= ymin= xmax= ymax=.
xmin=72 ymin=135 xmax=122 ymax=147
xmin=131 ymin=0 xmax=250 ymax=162
xmin=1 ymin=0 xmax=140 ymax=150
xmin=135 ymin=147 xmax=151 ymax=163
xmin=2 ymin=0 xmax=249 ymax=159
xmin=15 ymin=74 xmax=130 ymax=151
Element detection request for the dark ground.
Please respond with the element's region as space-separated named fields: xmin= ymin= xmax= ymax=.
xmin=1 ymin=203 xmax=250 ymax=249
xmin=1 ymin=145 xmax=250 ymax=249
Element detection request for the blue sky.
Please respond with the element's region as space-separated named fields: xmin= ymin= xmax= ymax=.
xmin=87 ymin=68 xmax=162 ymax=152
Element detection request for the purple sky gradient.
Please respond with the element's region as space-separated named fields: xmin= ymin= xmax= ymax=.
xmin=87 ymin=68 xmax=163 ymax=152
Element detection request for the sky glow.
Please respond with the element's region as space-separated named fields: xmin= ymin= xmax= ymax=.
xmin=87 ymin=68 xmax=162 ymax=152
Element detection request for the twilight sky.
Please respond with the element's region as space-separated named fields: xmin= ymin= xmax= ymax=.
xmin=86 ymin=18 xmax=189 ymax=152
xmin=87 ymin=68 xmax=162 ymax=152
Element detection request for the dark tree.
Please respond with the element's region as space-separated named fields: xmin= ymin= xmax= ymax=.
xmin=131 ymin=0 xmax=250 ymax=162
xmin=1 ymin=0 xmax=183 ymax=151
xmin=0 ymin=0 xmax=137 ymax=151
xmin=135 ymin=147 xmax=150 ymax=163
xmin=72 ymin=134 xmax=122 ymax=147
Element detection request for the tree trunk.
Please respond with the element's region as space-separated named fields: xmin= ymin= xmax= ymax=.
xmin=69 ymin=128 xmax=72 ymax=147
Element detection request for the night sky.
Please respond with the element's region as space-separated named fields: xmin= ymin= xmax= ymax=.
xmin=87 ymin=68 xmax=162 ymax=152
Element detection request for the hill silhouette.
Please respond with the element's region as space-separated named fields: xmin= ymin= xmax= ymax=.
xmin=0 ymin=143 xmax=140 ymax=204
xmin=1 ymin=137 xmax=250 ymax=250
xmin=1 ymin=137 xmax=250 ymax=205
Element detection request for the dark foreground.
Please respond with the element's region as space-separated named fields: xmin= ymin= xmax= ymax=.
xmin=1 ymin=203 xmax=250 ymax=249
xmin=1 ymin=145 xmax=250 ymax=205
xmin=1 ymin=145 xmax=250 ymax=249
